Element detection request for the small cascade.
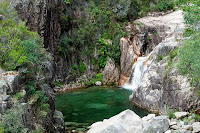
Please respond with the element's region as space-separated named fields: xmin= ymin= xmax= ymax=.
xmin=122 ymin=57 xmax=149 ymax=90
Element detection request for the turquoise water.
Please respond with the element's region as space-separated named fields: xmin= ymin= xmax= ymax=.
xmin=55 ymin=86 xmax=148 ymax=126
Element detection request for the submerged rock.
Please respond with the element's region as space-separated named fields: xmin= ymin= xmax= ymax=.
xmin=88 ymin=109 xmax=143 ymax=133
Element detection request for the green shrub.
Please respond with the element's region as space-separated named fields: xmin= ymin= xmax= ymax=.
xmin=177 ymin=31 xmax=200 ymax=86
xmin=155 ymin=0 xmax=174 ymax=12
xmin=72 ymin=65 xmax=78 ymax=70
xmin=167 ymin=109 xmax=175 ymax=119
xmin=54 ymin=80 xmax=63 ymax=87
xmin=79 ymin=62 xmax=86 ymax=73
xmin=13 ymin=92 xmax=24 ymax=100
xmin=0 ymin=1 xmax=48 ymax=71
xmin=0 ymin=105 xmax=28 ymax=133
xmin=156 ymin=54 xmax=164 ymax=62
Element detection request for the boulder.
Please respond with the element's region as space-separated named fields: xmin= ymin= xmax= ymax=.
xmin=174 ymin=112 xmax=188 ymax=119
xmin=183 ymin=125 xmax=193 ymax=131
xmin=170 ymin=125 xmax=181 ymax=130
xmin=88 ymin=109 xmax=143 ymax=133
xmin=192 ymin=122 xmax=200 ymax=133
xmin=142 ymin=114 xmax=156 ymax=122
xmin=102 ymin=58 xmax=120 ymax=85
xmin=143 ymin=116 xmax=169 ymax=133
xmin=95 ymin=81 xmax=102 ymax=86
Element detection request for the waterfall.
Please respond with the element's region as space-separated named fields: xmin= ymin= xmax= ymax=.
xmin=122 ymin=57 xmax=148 ymax=90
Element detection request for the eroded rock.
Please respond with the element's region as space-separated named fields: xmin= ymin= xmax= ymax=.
xmin=103 ymin=58 xmax=120 ymax=85
xmin=88 ymin=109 xmax=143 ymax=133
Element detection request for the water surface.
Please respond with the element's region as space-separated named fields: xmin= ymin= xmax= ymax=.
xmin=56 ymin=86 xmax=148 ymax=126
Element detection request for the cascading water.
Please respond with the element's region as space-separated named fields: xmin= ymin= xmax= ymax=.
xmin=122 ymin=57 xmax=149 ymax=90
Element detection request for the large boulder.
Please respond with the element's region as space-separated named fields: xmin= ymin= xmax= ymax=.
xmin=88 ymin=109 xmax=143 ymax=133
xmin=143 ymin=116 xmax=169 ymax=133
xmin=103 ymin=58 xmax=120 ymax=85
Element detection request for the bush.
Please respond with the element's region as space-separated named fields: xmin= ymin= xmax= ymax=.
xmin=155 ymin=0 xmax=174 ymax=12
xmin=167 ymin=108 xmax=175 ymax=119
xmin=0 ymin=105 xmax=28 ymax=133
xmin=0 ymin=1 xmax=48 ymax=71
xmin=177 ymin=31 xmax=200 ymax=90
xmin=79 ymin=62 xmax=86 ymax=73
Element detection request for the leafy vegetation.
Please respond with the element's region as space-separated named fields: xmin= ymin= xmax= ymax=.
xmin=0 ymin=105 xmax=28 ymax=133
xmin=0 ymin=2 xmax=48 ymax=71
xmin=0 ymin=1 xmax=52 ymax=131
xmin=79 ymin=62 xmax=86 ymax=73
xmin=177 ymin=31 xmax=200 ymax=90
xmin=176 ymin=0 xmax=200 ymax=96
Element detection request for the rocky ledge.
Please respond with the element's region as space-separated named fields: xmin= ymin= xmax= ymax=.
xmin=88 ymin=109 xmax=200 ymax=133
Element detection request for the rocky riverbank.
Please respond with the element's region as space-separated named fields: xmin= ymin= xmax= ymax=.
xmin=88 ymin=109 xmax=200 ymax=133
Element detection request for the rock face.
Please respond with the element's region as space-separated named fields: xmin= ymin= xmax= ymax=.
xmin=128 ymin=10 xmax=199 ymax=113
xmin=119 ymin=10 xmax=173 ymax=85
xmin=88 ymin=109 xmax=143 ymax=133
xmin=0 ymin=71 xmax=19 ymax=113
xmin=103 ymin=58 xmax=120 ymax=85
xmin=13 ymin=0 xmax=64 ymax=54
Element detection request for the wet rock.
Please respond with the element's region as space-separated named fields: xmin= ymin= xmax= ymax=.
xmin=88 ymin=109 xmax=143 ymax=133
xmin=103 ymin=58 xmax=120 ymax=85
xmin=175 ymin=112 xmax=188 ymax=119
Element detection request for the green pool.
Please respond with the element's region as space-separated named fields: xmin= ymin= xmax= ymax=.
xmin=55 ymin=86 xmax=148 ymax=126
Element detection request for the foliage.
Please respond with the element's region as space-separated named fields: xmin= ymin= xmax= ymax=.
xmin=0 ymin=1 xmax=49 ymax=71
xmin=177 ymin=31 xmax=200 ymax=90
xmin=79 ymin=62 xmax=86 ymax=73
xmin=92 ymin=73 xmax=103 ymax=83
xmin=156 ymin=54 xmax=164 ymax=62
xmin=97 ymin=38 xmax=109 ymax=68
xmin=28 ymin=90 xmax=49 ymax=105
xmin=54 ymin=80 xmax=63 ymax=87
xmin=155 ymin=0 xmax=174 ymax=12
xmin=13 ymin=92 xmax=24 ymax=100
xmin=175 ymin=0 xmax=200 ymax=36
xmin=64 ymin=0 xmax=70 ymax=5
xmin=0 ymin=105 xmax=28 ymax=133
xmin=167 ymin=110 xmax=175 ymax=119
